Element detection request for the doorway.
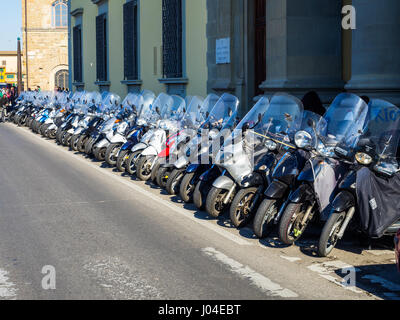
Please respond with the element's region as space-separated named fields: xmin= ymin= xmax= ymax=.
xmin=254 ymin=0 xmax=266 ymax=96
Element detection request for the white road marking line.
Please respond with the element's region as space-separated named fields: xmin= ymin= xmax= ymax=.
xmin=13 ymin=125 xmax=251 ymax=246
xmin=364 ymin=250 xmax=394 ymax=256
xmin=0 ymin=268 xmax=17 ymax=299
xmin=307 ymin=260 xmax=362 ymax=294
xmin=202 ymin=247 xmax=298 ymax=298
xmin=280 ymin=256 xmax=301 ymax=263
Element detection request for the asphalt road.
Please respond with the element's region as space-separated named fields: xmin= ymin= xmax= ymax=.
xmin=0 ymin=122 xmax=399 ymax=300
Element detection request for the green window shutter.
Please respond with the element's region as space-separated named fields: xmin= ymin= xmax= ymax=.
xmin=123 ymin=0 xmax=138 ymax=80
xmin=96 ymin=13 xmax=107 ymax=81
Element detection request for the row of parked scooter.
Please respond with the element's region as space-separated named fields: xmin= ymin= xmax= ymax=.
xmin=3 ymin=89 xmax=400 ymax=257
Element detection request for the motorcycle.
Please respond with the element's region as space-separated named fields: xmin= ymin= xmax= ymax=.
xmin=184 ymin=93 xmax=240 ymax=209
xmin=277 ymin=93 xmax=370 ymax=245
xmin=252 ymin=111 xmax=324 ymax=236
xmin=156 ymin=94 xmax=219 ymax=191
xmin=225 ymin=94 xmax=314 ymax=228
xmin=123 ymin=92 xmax=175 ymax=176
xmin=84 ymin=93 xmax=121 ymax=157
xmin=134 ymin=95 xmax=186 ymax=181
xmin=114 ymin=90 xmax=156 ymax=171
xmin=318 ymin=98 xmax=400 ymax=256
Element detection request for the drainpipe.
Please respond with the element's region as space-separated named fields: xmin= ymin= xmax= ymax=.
xmin=67 ymin=0 xmax=72 ymax=91
xmin=24 ymin=0 xmax=29 ymax=89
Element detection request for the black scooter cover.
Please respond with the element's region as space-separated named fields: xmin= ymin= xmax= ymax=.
xmin=356 ymin=167 xmax=400 ymax=238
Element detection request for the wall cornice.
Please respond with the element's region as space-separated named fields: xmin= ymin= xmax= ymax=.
xmin=70 ymin=8 xmax=84 ymax=16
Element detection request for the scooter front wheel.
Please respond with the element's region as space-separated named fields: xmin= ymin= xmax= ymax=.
xmin=156 ymin=166 xmax=170 ymax=188
xmin=105 ymin=143 xmax=122 ymax=166
xmin=318 ymin=211 xmax=347 ymax=257
xmin=166 ymin=169 xmax=184 ymax=195
xmin=193 ymin=180 xmax=206 ymax=209
xmin=116 ymin=150 xmax=129 ymax=172
xmin=70 ymin=134 xmax=80 ymax=151
xmin=136 ymin=156 xmax=155 ymax=181
xmin=94 ymin=147 xmax=107 ymax=161
xmin=206 ymin=187 xmax=232 ymax=218
xmin=77 ymin=135 xmax=88 ymax=153
xmin=179 ymin=172 xmax=195 ymax=203
xmin=278 ymin=202 xmax=314 ymax=245
xmin=126 ymin=151 xmax=142 ymax=175
xmin=229 ymin=187 xmax=258 ymax=228
xmin=151 ymin=159 xmax=162 ymax=183
xmin=253 ymin=198 xmax=279 ymax=238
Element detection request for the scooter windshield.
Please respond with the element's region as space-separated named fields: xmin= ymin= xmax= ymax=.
xmin=161 ymin=95 xmax=186 ymax=121
xmin=237 ymin=96 xmax=270 ymax=132
xmin=197 ymin=93 xmax=220 ymax=126
xmin=357 ymin=99 xmax=400 ymax=173
xmin=321 ymin=93 xmax=369 ymax=147
xmin=222 ymin=96 xmax=271 ymax=152
xmin=136 ymin=90 xmax=156 ymax=121
xmin=179 ymin=96 xmax=205 ymax=128
xmin=143 ymin=93 xmax=174 ymax=124
xmin=200 ymin=93 xmax=239 ymax=130
xmin=251 ymin=93 xmax=304 ymax=145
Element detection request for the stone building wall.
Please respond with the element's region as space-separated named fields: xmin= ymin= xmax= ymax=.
xmin=207 ymin=0 xmax=400 ymax=112
xmin=22 ymin=0 xmax=69 ymax=91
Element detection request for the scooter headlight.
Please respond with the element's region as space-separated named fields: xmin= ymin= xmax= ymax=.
xmin=265 ymin=140 xmax=277 ymax=151
xmin=295 ymin=131 xmax=312 ymax=149
xmin=355 ymin=152 xmax=372 ymax=165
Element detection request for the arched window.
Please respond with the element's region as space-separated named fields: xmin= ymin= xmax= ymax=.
xmin=52 ymin=0 xmax=68 ymax=28
xmin=55 ymin=70 xmax=69 ymax=89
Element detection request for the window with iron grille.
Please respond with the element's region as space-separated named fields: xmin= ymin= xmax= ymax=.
xmin=73 ymin=25 xmax=83 ymax=83
xmin=162 ymin=0 xmax=183 ymax=79
xmin=123 ymin=0 xmax=139 ymax=80
xmin=96 ymin=13 xmax=108 ymax=81
xmin=55 ymin=70 xmax=69 ymax=89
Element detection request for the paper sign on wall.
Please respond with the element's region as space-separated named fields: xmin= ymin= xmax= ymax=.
xmin=216 ymin=38 xmax=230 ymax=64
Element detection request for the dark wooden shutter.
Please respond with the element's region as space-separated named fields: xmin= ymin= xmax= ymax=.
xmin=123 ymin=0 xmax=138 ymax=80
xmin=162 ymin=0 xmax=183 ymax=79
xmin=73 ymin=25 xmax=82 ymax=83
xmin=96 ymin=13 xmax=107 ymax=81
